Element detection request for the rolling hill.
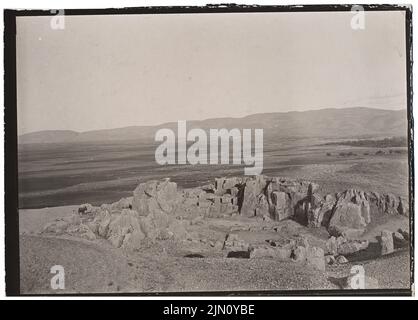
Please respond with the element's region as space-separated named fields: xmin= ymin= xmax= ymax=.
xmin=19 ymin=107 xmax=408 ymax=144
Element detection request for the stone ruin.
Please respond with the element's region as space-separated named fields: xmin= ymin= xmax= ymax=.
xmin=41 ymin=175 xmax=409 ymax=272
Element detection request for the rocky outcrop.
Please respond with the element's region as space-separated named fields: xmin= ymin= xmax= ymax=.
xmin=368 ymin=192 xmax=407 ymax=216
xmin=325 ymin=236 xmax=339 ymax=256
xmin=110 ymin=197 xmax=132 ymax=210
xmin=214 ymin=177 xmax=243 ymax=196
xmin=42 ymin=212 xmax=97 ymax=241
xmin=42 ymin=182 xmax=191 ymax=250
xmin=268 ymin=191 xmax=292 ymax=221
xmin=393 ymin=229 xmax=409 ymax=248
xmin=176 ymin=182 xmax=240 ymax=218
xmin=293 ymin=246 xmax=307 ymax=262
xmin=40 ymin=176 xmax=408 ymax=253
xmin=335 ymin=255 xmax=349 ymax=264
xmin=313 ymin=189 xmax=407 ymax=239
xmin=336 ymin=239 xmax=369 ymax=256
xmin=305 ymin=194 xmax=335 ymax=228
xmin=129 ymin=176 xmax=407 ymax=228
xmin=325 ymin=255 xmax=336 ymax=265
xmin=106 ymin=209 xmax=144 ymax=248
xmin=325 ymin=236 xmax=368 ymax=257
xmin=132 ymin=179 xmax=180 ymax=216
xmin=328 ymin=190 xmax=371 ymax=238
xmin=393 ymin=231 xmax=406 ymax=247
xmin=240 ymin=176 xmax=267 ymax=217
xmin=398 ymin=228 xmax=410 ymax=241
xmin=268 ymin=178 xmax=317 ymax=222
xmin=211 ymin=176 xmax=321 ymax=221
xmin=379 ymin=230 xmax=394 ymax=255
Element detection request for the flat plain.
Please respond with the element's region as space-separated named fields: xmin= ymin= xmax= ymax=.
xmin=17 ymin=108 xmax=412 ymax=294
xmin=18 ymin=137 xmax=409 ymax=209
xmin=18 ymin=136 xmax=411 ymax=294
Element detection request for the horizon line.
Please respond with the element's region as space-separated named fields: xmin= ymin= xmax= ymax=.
xmin=19 ymin=106 xmax=407 ymax=137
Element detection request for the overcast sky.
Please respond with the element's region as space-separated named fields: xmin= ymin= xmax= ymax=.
xmin=16 ymin=11 xmax=407 ymax=135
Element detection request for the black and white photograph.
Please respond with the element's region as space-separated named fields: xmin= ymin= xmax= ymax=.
xmin=3 ymin=4 xmax=414 ymax=296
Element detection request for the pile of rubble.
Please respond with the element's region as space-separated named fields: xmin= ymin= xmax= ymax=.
xmin=40 ymin=176 xmax=409 ymax=270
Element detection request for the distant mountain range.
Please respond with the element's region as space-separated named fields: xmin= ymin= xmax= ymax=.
xmin=19 ymin=107 xmax=408 ymax=144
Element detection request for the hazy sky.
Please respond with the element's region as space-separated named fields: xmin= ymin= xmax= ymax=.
xmin=16 ymin=11 xmax=407 ymax=135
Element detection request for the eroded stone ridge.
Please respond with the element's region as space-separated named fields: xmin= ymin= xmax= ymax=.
xmin=41 ymin=176 xmax=408 ymax=257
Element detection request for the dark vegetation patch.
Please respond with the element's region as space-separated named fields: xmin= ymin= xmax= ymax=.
xmin=184 ymin=253 xmax=205 ymax=258
xmin=338 ymin=151 xmax=357 ymax=157
xmin=227 ymin=251 xmax=250 ymax=259
xmin=325 ymin=137 xmax=407 ymax=148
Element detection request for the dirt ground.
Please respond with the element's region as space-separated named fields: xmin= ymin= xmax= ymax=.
xmin=19 ymin=208 xmax=411 ymax=294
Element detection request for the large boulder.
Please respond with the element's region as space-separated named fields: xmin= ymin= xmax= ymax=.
xmin=398 ymin=228 xmax=410 ymax=241
xmin=78 ymin=224 xmax=97 ymax=241
xmin=325 ymin=255 xmax=336 ymax=265
xmin=122 ymin=229 xmax=146 ymax=250
xmin=393 ymin=231 xmax=408 ymax=248
xmin=132 ymin=179 xmax=180 ymax=216
xmin=294 ymin=193 xmax=323 ymax=226
xmin=254 ymin=194 xmax=270 ymax=217
xmin=59 ymin=197 xmax=191 ymax=249
xmin=294 ymin=188 xmax=406 ymax=231
xmin=110 ymin=197 xmax=132 ymax=210
xmin=306 ymin=194 xmax=335 ymax=227
xmin=292 ymin=246 xmax=307 ymax=262
xmin=214 ymin=177 xmax=243 ymax=196
xmin=326 ymin=235 xmax=368 ymax=256
xmin=97 ymin=211 xmax=112 ymax=238
xmin=240 ymin=176 xmax=267 ymax=217
xmin=368 ymin=192 xmax=407 ymax=216
xmin=176 ymin=189 xmax=208 ymax=217
xmin=107 ymin=209 xmax=144 ymax=248
xmin=379 ymin=230 xmax=394 ymax=255
xmin=269 ymin=191 xmax=292 ymax=221
xmin=176 ymin=187 xmax=239 ymax=218
xmin=167 ymin=219 xmax=189 ymax=241
xmin=328 ymin=189 xmax=370 ymax=238
xmin=265 ymin=178 xmax=317 ymax=224
xmin=326 ymin=236 xmax=339 ymax=256
xmin=337 ymin=239 xmax=369 ymax=256
xmin=267 ymin=178 xmax=315 ymax=222
xmin=139 ymin=211 xmax=170 ymax=239
xmin=267 ymin=238 xmax=295 ymax=260
xmin=336 ymin=255 xmax=349 ymax=264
